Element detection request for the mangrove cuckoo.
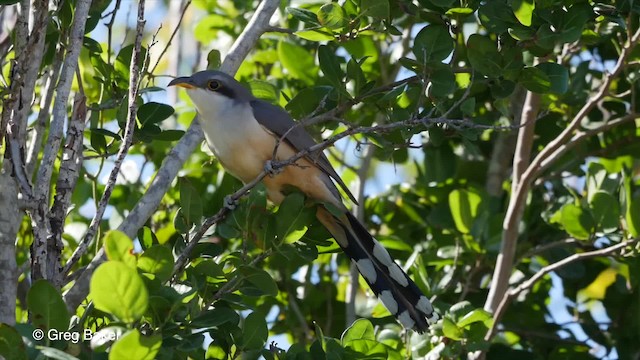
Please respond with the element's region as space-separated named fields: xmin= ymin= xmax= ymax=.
xmin=168 ymin=70 xmax=438 ymax=332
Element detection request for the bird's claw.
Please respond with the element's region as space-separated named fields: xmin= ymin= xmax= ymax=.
xmin=223 ymin=195 xmax=238 ymax=210
xmin=264 ymin=160 xmax=282 ymax=177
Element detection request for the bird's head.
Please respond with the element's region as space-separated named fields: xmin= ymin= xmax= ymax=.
xmin=168 ymin=70 xmax=254 ymax=115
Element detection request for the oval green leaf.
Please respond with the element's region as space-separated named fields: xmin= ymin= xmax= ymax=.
xmin=27 ymin=280 xmax=70 ymax=332
xmin=108 ymin=330 xmax=161 ymax=360
xmin=90 ymin=261 xmax=149 ymax=323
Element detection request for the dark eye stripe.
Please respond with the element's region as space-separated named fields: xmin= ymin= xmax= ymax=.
xmin=216 ymin=85 xmax=235 ymax=99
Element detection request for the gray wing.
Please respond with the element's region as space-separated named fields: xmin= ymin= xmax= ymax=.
xmin=250 ymin=99 xmax=357 ymax=204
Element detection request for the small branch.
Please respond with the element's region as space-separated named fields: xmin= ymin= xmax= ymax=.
xmin=518 ymin=238 xmax=579 ymax=262
xmin=485 ymin=238 xmax=638 ymax=341
xmin=26 ymin=55 xmax=63 ymax=176
xmin=48 ymin=93 xmax=87 ymax=287
xmin=148 ymin=0 xmax=192 ymax=76
xmin=63 ymin=0 xmax=147 ymax=276
xmin=206 ymin=250 xmax=272 ymax=304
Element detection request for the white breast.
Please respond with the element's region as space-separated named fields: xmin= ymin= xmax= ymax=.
xmin=187 ymin=88 xmax=277 ymax=183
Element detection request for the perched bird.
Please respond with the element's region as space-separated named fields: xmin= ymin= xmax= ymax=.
xmin=169 ymin=70 xmax=438 ymax=332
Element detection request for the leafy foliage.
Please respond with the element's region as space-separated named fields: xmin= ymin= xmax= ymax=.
xmin=0 ymin=0 xmax=639 ymax=359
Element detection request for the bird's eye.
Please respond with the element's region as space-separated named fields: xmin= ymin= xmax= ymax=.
xmin=207 ymin=80 xmax=221 ymax=91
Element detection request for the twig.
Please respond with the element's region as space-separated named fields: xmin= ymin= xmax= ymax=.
xmin=25 ymin=55 xmax=63 ymax=176
xmin=63 ymin=0 xmax=147 ymax=277
xmin=485 ymin=238 xmax=638 ymax=341
xmin=518 ymin=238 xmax=579 ymax=262
xmin=148 ymin=0 xmax=192 ymax=76
xmin=49 ymin=93 xmax=87 ymax=287
xmin=206 ymin=250 xmax=272 ymax=304
xmin=106 ymin=0 xmax=122 ymax=64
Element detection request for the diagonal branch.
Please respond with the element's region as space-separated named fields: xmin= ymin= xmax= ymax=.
xmin=485 ymin=238 xmax=638 ymax=341
xmin=484 ymin=26 xmax=640 ymax=315
xmin=63 ymin=0 xmax=147 ymax=277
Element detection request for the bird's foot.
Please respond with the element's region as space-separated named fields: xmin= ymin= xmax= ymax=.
xmin=223 ymin=195 xmax=239 ymax=210
xmin=264 ymin=160 xmax=282 ymax=177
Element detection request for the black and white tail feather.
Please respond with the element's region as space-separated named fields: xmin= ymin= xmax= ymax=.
xmin=336 ymin=212 xmax=439 ymax=333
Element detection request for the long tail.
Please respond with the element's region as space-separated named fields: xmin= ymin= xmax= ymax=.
xmin=317 ymin=208 xmax=438 ymax=333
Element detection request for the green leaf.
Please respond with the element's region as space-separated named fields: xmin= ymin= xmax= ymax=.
xmin=518 ymin=66 xmax=551 ymax=93
xmin=449 ymin=189 xmax=482 ymax=234
xmin=554 ymin=204 xmax=594 ymax=240
xmin=446 ymin=8 xmax=474 ymax=16
xmin=0 ymin=324 xmax=26 ymax=360
xmin=318 ymin=3 xmax=346 ymax=29
xmin=560 ymin=4 xmax=591 ymax=43
xmin=278 ymin=41 xmax=316 ymax=84
xmin=627 ymin=195 xmax=640 ymax=238
xmin=413 ymin=25 xmax=454 ymax=64
xmin=115 ymin=44 xmax=147 ymax=75
xmin=466 ymin=35 xmax=502 ymax=76
xmin=360 ymin=0 xmax=390 ymax=19
xmin=510 ymin=0 xmax=535 ymax=26
xmin=191 ymin=307 xmax=240 ymax=328
xmin=83 ymin=36 xmax=102 ymax=54
xmin=535 ymin=62 xmax=569 ymax=94
xmin=428 ymin=66 xmax=456 ymax=98
xmin=194 ymin=14 xmax=234 ymax=43
xmin=460 ymin=98 xmax=476 ymax=115
xmin=90 ymin=130 xmax=107 ymax=154
xmin=207 ymin=49 xmax=222 ymax=70
xmin=27 ymin=280 xmax=70 ymax=332
xmin=179 ymin=177 xmax=203 ymax=227
xmin=285 ymin=86 xmax=333 ymax=118
xmin=137 ymin=102 xmax=174 ymax=126
xmin=478 ymin=1 xmax=519 ymax=33
xmin=241 ymin=312 xmax=268 ymax=350
xmin=442 ymin=317 xmax=464 ymax=340
xmin=589 ymin=191 xmax=620 ymax=233
xmin=154 ymin=130 xmax=185 ymax=141
xmin=276 ymin=192 xmax=313 ymax=244
xmin=456 ymin=309 xmax=493 ymax=328
xmin=342 ymin=318 xmax=375 ymax=343
xmin=109 ymin=330 xmax=161 ymax=360
xmin=318 ymin=45 xmax=344 ymax=87
xmin=36 ymin=347 xmax=79 ymax=360
xmin=240 ymin=266 xmax=278 ymax=297
xmin=90 ymin=261 xmax=149 ymax=323
xmin=137 ymin=246 xmax=174 ymax=282
xmin=535 ymin=24 xmax=557 ymax=49
xmin=287 ymin=7 xmax=320 ymax=25
xmin=248 ymin=80 xmax=279 ymax=103
xmin=294 ymin=29 xmax=335 ymax=41
xmin=104 ymin=230 xmax=137 ymax=268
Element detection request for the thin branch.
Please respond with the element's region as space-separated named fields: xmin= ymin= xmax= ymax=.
xmin=48 ymin=93 xmax=87 ymax=287
xmin=63 ymin=0 xmax=147 ymax=276
xmin=518 ymin=238 xmax=579 ymax=262
xmin=26 ymin=55 xmax=63 ymax=176
xmin=148 ymin=0 xmax=192 ymax=76
xmin=486 ymin=238 xmax=638 ymax=341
